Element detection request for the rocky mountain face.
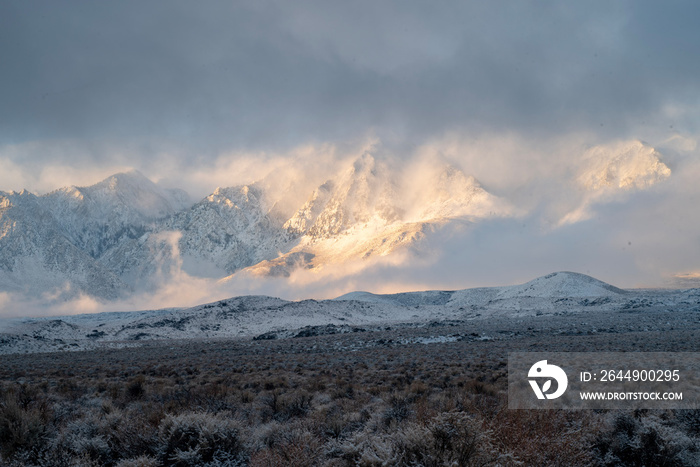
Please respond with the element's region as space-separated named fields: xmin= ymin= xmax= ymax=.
xmin=43 ymin=171 xmax=191 ymax=259
xmin=0 ymin=190 xmax=127 ymax=300
xmin=165 ymin=185 xmax=294 ymax=276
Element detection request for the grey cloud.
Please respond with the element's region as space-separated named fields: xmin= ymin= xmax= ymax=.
xmin=2 ymin=1 xmax=700 ymax=166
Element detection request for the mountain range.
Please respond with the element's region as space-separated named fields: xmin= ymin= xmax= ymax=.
xmin=0 ymin=141 xmax=672 ymax=304
xmin=0 ymin=153 xmax=512 ymax=302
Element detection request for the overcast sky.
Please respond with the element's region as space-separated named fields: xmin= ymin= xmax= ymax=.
xmin=1 ymin=1 xmax=700 ymax=296
xmin=2 ymin=2 xmax=699 ymax=162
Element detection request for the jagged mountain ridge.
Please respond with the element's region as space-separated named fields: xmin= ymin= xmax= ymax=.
xmin=0 ymin=156 xmax=509 ymax=300
xmin=166 ymin=184 xmax=295 ymax=276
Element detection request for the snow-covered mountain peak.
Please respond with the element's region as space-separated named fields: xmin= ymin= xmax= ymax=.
xmin=34 ymin=171 xmax=190 ymax=262
xmin=579 ymin=140 xmax=671 ymax=192
xmin=497 ymin=271 xmax=625 ymax=299
xmin=65 ymin=170 xmax=153 ymax=200
xmin=4 ymin=189 xmax=31 ymax=197
xmin=285 ymin=153 xmax=402 ymax=239
xmin=48 ymin=170 xmax=191 ymax=221
xmin=164 ymin=183 xmax=292 ymax=276
xmin=404 ymin=163 xmax=512 ymax=222
xmin=0 ymin=189 xmax=37 ymax=208
xmin=557 ymin=141 xmax=672 ymax=227
xmin=96 ymin=169 xmax=153 ymax=190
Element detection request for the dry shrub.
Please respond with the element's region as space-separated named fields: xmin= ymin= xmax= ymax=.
xmin=676 ymin=408 xmax=700 ymax=436
xmin=592 ymin=411 xmax=699 ymax=466
xmin=157 ymin=411 xmax=246 ymax=466
xmin=126 ymin=376 xmax=146 ymax=401
xmin=338 ymin=411 xmax=502 ymax=466
xmin=249 ymin=424 xmax=322 ymax=467
xmin=490 ymin=407 xmax=597 ymax=466
xmin=314 ymin=402 xmax=367 ymax=441
xmin=0 ymin=390 xmax=50 ymax=461
xmin=383 ymin=395 xmax=413 ymax=426
xmin=408 ymin=380 xmax=429 ymax=396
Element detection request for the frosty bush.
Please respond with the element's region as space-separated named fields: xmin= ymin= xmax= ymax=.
xmin=676 ymin=408 xmax=700 ymax=436
xmin=338 ymin=411 xmax=498 ymax=466
xmin=593 ymin=411 xmax=699 ymax=466
xmin=115 ymin=455 xmax=160 ymax=467
xmin=0 ymin=390 xmax=49 ymax=461
xmin=157 ymin=411 xmax=246 ymax=466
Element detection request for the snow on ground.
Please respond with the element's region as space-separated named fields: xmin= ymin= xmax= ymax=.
xmin=0 ymin=271 xmax=698 ymax=354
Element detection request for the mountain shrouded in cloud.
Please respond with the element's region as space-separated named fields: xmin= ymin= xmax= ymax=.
xmin=0 ymin=152 xmax=513 ymax=307
xmin=244 ymin=152 xmax=511 ymax=277
xmin=578 ymin=141 xmax=671 ymax=192
xmin=0 ymin=138 xmax=687 ymax=315
xmin=558 ymin=140 xmax=672 ymax=226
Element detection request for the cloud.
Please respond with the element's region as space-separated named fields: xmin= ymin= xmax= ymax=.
xmin=2 ymin=1 xmax=700 ymax=158
xmin=0 ymin=140 xmax=133 ymax=194
xmin=1 ymin=2 xmax=698 ymax=215
xmin=0 ymin=137 xmax=381 ymax=203
xmin=0 ymin=292 xmax=10 ymax=311
xmin=670 ymin=272 xmax=700 ymax=288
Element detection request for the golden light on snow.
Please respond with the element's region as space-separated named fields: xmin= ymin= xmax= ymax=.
xmin=578 ymin=140 xmax=671 ymax=191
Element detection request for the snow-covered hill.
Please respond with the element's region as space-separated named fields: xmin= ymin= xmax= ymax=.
xmin=494 ymin=271 xmax=625 ymax=298
xmin=1 ymin=272 xmax=697 ymax=354
xmin=336 ymin=271 xmax=681 ymax=315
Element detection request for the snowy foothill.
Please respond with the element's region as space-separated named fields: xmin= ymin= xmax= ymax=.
xmin=0 ymin=271 xmax=697 ymax=355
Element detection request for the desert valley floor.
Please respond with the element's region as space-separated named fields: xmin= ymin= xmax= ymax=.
xmin=0 ymin=283 xmax=699 ymax=466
